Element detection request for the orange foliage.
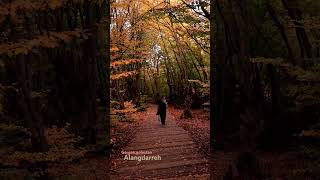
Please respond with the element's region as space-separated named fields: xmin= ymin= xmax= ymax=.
xmin=110 ymin=47 xmax=120 ymax=52
xmin=0 ymin=30 xmax=83 ymax=56
xmin=111 ymin=101 xmax=138 ymax=114
xmin=110 ymin=58 xmax=145 ymax=67
xmin=0 ymin=0 xmax=105 ymax=19
xmin=299 ymin=130 xmax=320 ymax=137
xmin=110 ymin=70 xmax=139 ymax=80
xmin=1 ymin=124 xmax=86 ymax=167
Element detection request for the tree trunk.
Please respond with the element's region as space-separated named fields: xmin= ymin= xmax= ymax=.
xmin=281 ymin=0 xmax=312 ymax=61
xmin=266 ymin=1 xmax=296 ymax=65
xmin=213 ymin=0 xmax=262 ymax=151
xmin=15 ymin=55 xmax=48 ymax=152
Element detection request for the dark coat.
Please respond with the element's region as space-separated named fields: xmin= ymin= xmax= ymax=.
xmin=157 ymin=100 xmax=167 ymax=124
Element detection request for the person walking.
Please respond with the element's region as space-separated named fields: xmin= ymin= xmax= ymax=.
xmin=156 ymin=96 xmax=168 ymax=126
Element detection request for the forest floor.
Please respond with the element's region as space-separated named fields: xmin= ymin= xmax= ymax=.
xmin=110 ymin=104 xmax=209 ymax=179
xmin=45 ymin=107 xmax=319 ymax=180
xmin=0 ymin=107 xmax=111 ymax=179
xmin=168 ymin=106 xmax=320 ymax=179
xmin=169 ymin=106 xmax=210 ymax=157
xmin=169 ymin=106 xmax=240 ymax=179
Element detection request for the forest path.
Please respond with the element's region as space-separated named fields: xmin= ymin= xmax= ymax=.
xmin=111 ymin=105 xmax=209 ymax=179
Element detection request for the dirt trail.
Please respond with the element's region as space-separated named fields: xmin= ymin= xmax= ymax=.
xmin=111 ymin=105 xmax=209 ymax=179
